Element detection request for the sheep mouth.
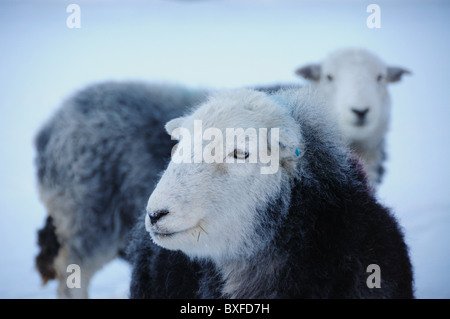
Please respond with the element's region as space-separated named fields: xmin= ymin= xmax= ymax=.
xmin=353 ymin=120 xmax=367 ymax=127
xmin=151 ymin=225 xmax=201 ymax=239
xmin=152 ymin=230 xmax=177 ymax=238
xmin=151 ymin=225 xmax=208 ymax=239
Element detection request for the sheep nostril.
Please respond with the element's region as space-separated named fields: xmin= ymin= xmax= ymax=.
xmin=351 ymin=107 xmax=370 ymax=119
xmin=149 ymin=209 xmax=170 ymax=225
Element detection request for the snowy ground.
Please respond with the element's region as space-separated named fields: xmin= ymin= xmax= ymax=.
xmin=0 ymin=0 xmax=449 ymax=299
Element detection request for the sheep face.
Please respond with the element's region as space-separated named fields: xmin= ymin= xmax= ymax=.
xmin=145 ymin=89 xmax=300 ymax=261
xmin=296 ymin=48 xmax=410 ymax=146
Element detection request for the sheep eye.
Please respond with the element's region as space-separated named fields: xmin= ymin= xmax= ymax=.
xmin=233 ymin=149 xmax=249 ymax=160
xmin=326 ymin=74 xmax=334 ymax=81
xmin=377 ymin=74 xmax=383 ymax=82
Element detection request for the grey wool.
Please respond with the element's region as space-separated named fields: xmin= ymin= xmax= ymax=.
xmin=34 ymin=81 xmax=207 ymax=298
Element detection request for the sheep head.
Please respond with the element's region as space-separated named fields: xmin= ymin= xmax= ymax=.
xmin=145 ymin=89 xmax=301 ymax=262
xmin=296 ymin=48 xmax=410 ymax=146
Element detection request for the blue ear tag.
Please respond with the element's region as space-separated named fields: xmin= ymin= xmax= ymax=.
xmin=295 ymin=147 xmax=300 ymax=156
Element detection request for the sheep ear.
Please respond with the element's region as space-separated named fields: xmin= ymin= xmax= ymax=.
xmin=295 ymin=64 xmax=321 ymax=81
xmin=165 ymin=117 xmax=185 ymax=136
xmin=386 ymin=67 xmax=411 ymax=83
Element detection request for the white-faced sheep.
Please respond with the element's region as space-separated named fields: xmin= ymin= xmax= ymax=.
xmin=128 ymin=88 xmax=414 ymax=298
xmin=296 ymin=48 xmax=411 ymax=189
xmin=34 ymin=81 xmax=207 ymax=298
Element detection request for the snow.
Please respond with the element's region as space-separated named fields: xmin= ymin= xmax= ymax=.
xmin=0 ymin=0 xmax=449 ymax=299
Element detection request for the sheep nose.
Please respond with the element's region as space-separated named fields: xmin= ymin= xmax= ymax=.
xmin=351 ymin=107 xmax=370 ymax=120
xmin=149 ymin=210 xmax=169 ymax=225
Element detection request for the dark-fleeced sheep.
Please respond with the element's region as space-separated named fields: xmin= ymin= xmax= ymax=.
xmin=127 ymin=88 xmax=414 ymax=298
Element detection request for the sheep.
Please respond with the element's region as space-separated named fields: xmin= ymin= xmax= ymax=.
xmin=34 ymin=81 xmax=207 ymax=298
xmin=127 ymin=88 xmax=414 ymax=299
xmin=33 ymin=79 xmax=295 ymax=298
xmin=295 ymin=48 xmax=411 ymax=189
